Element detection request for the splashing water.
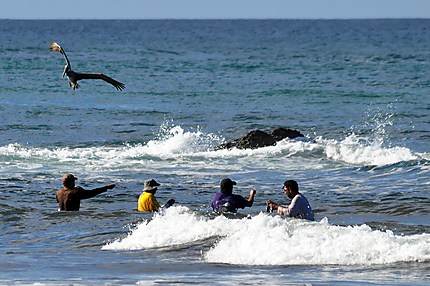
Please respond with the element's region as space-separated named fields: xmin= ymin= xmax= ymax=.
xmin=322 ymin=134 xmax=417 ymax=167
xmin=0 ymin=123 xmax=423 ymax=174
xmin=322 ymin=105 xmax=418 ymax=166
xmin=103 ymin=206 xmax=430 ymax=266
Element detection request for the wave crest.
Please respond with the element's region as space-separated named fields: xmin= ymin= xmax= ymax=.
xmin=0 ymin=126 xmax=425 ymax=172
xmin=103 ymin=207 xmax=430 ymax=266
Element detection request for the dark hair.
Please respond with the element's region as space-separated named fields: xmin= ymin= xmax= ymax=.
xmin=284 ymin=180 xmax=299 ymax=193
xmin=62 ymin=174 xmax=76 ymax=188
xmin=220 ymin=178 xmax=236 ymax=195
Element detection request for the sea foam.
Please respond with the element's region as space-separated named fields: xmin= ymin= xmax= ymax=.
xmin=103 ymin=206 xmax=430 ymax=266
xmin=0 ymin=125 xmax=424 ymax=173
xmin=321 ymin=133 xmax=418 ymax=167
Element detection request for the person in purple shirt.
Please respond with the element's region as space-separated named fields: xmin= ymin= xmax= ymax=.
xmin=211 ymin=178 xmax=256 ymax=213
xmin=266 ymin=180 xmax=315 ymax=221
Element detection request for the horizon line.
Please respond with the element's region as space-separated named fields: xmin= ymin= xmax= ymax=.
xmin=1 ymin=17 xmax=430 ymax=21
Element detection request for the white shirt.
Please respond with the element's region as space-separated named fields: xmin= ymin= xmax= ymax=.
xmin=277 ymin=193 xmax=314 ymax=221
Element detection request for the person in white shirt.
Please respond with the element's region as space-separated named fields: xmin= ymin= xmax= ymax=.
xmin=266 ymin=180 xmax=314 ymax=221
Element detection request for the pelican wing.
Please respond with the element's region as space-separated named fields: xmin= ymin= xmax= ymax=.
xmin=76 ymin=73 xmax=125 ymax=91
xmin=50 ymin=42 xmax=71 ymax=68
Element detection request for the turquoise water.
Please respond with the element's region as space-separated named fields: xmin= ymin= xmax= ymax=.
xmin=0 ymin=19 xmax=429 ymax=285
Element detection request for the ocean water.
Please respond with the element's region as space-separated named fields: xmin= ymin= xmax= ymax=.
xmin=0 ymin=19 xmax=429 ymax=285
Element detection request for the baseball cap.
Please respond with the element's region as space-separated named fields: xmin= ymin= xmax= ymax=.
xmin=220 ymin=178 xmax=236 ymax=189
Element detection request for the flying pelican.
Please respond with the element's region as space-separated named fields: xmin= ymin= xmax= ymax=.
xmin=50 ymin=42 xmax=125 ymax=91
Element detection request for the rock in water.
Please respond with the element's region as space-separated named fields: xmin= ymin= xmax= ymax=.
xmin=268 ymin=127 xmax=304 ymax=141
xmin=215 ymin=127 xmax=304 ymax=150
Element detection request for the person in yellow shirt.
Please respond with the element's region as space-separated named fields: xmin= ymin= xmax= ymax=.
xmin=138 ymin=179 xmax=175 ymax=212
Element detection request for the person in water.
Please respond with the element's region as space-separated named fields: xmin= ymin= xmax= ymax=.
xmin=266 ymin=180 xmax=314 ymax=221
xmin=138 ymin=179 xmax=175 ymax=212
xmin=211 ymin=178 xmax=256 ymax=213
xmin=56 ymin=174 xmax=115 ymax=211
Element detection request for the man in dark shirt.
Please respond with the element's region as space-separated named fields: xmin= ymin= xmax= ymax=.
xmin=56 ymin=174 xmax=115 ymax=211
xmin=211 ymin=178 xmax=256 ymax=213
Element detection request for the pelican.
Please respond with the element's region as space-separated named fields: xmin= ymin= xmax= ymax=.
xmin=50 ymin=42 xmax=125 ymax=91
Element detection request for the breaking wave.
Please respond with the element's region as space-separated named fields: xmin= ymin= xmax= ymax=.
xmin=0 ymin=125 xmax=426 ymax=174
xmin=103 ymin=206 xmax=430 ymax=266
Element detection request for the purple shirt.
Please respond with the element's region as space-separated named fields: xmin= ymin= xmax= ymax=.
xmin=211 ymin=192 xmax=248 ymax=213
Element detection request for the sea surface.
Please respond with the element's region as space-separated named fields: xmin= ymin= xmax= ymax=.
xmin=0 ymin=19 xmax=429 ymax=285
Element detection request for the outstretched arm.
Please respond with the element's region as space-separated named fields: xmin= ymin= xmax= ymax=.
xmin=266 ymin=199 xmax=296 ymax=216
xmin=79 ymin=184 xmax=115 ymax=200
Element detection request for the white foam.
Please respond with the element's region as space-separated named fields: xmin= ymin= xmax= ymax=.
xmin=321 ymin=134 xmax=418 ymax=167
xmin=102 ymin=206 xmax=231 ymax=250
xmin=144 ymin=125 xmax=223 ymax=156
xmin=0 ymin=126 xmax=423 ymax=173
xmin=103 ymin=207 xmax=430 ymax=266
xmin=0 ymin=127 xmax=321 ymax=174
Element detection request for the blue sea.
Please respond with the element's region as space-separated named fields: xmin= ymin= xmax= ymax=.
xmin=0 ymin=19 xmax=429 ymax=285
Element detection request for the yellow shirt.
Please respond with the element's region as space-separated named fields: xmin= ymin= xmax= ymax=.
xmin=138 ymin=192 xmax=160 ymax=212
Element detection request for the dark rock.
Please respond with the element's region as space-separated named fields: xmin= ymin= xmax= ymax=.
xmin=268 ymin=127 xmax=304 ymax=141
xmin=215 ymin=127 xmax=304 ymax=150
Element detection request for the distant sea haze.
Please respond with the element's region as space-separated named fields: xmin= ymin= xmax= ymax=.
xmin=0 ymin=19 xmax=429 ymax=286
